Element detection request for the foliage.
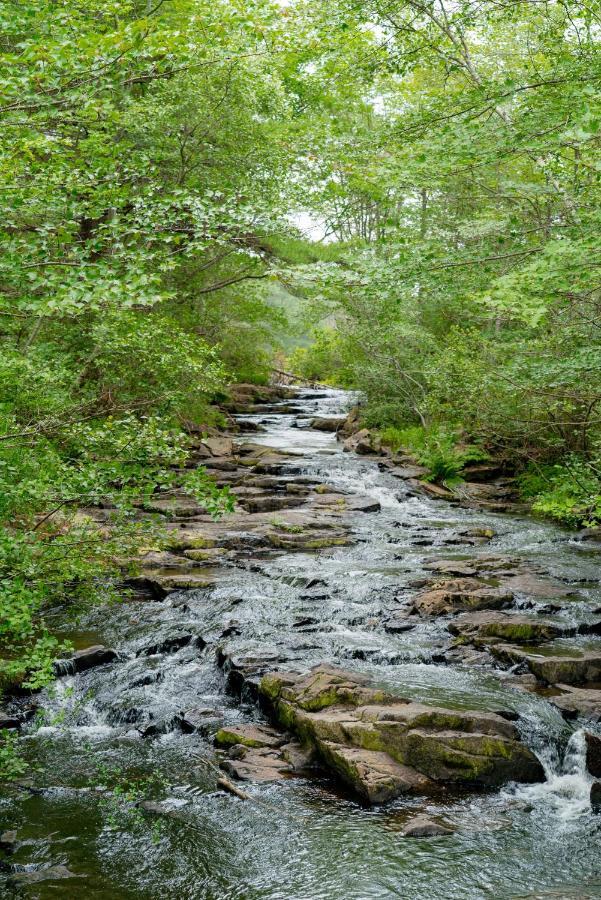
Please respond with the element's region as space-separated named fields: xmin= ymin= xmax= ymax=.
xmin=0 ymin=730 xmax=27 ymax=780
xmin=378 ymin=425 xmax=489 ymax=486
xmin=518 ymin=458 xmax=601 ymax=528
xmin=283 ymin=0 xmax=601 ymax=525
xmin=0 ymin=0 xmax=298 ymax=714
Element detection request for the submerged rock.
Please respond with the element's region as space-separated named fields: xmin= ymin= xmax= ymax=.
xmin=401 ymin=815 xmax=454 ymax=837
xmin=257 ymin=665 xmax=543 ymax=803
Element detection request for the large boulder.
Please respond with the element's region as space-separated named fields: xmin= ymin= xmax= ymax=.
xmin=309 ymin=417 xmax=345 ymax=432
xmin=257 ymin=665 xmax=543 ymax=803
xmin=343 ymin=429 xmax=382 ymax=455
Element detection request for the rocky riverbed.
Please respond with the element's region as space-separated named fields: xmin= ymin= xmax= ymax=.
xmin=1 ymin=386 xmax=601 ymax=899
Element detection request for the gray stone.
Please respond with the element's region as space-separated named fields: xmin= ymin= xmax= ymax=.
xmin=401 ymin=815 xmax=454 ymax=837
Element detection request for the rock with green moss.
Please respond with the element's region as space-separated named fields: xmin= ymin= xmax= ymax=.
xmin=448 ymin=611 xmax=565 ymax=645
xmin=319 ymin=743 xmax=433 ymax=803
xmin=214 ymin=724 xmax=285 ymax=749
xmin=491 ymin=644 xmax=601 ymax=685
xmin=257 ymin=664 xmax=543 ymax=801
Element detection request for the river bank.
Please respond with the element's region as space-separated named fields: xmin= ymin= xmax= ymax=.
xmin=1 ymin=387 xmax=601 ymax=899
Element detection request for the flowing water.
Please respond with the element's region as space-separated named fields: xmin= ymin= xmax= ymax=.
xmin=1 ymin=389 xmax=601 ymax=899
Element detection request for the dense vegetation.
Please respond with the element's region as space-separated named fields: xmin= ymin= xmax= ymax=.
xmin=1 ymin=0 xmax=600 ymax=759
xmin=288 ymin=0 xmax=601 ymax=527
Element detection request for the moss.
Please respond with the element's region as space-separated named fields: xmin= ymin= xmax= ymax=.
xmin=480 ymin=622 xmax=557 ymax=643
xmin=259 ymin=674 xmax=283 ymax=703
xmin=166 ymin=535 xmax=217 ymax=551
xmin=410 ymin=711 xmax=467 ymax=731
xmin=275 ymin=699 xmax=298 ymax=731
xmin=297 ymin=686 xmax=341 ymax=711
xmin=214 ymin=728 xmax=263 ymax=749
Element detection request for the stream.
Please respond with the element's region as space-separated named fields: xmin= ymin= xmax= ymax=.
xmin=1 ymin=388 xmax=600 ymax=899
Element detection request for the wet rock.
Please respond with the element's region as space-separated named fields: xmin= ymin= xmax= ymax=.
xmin=240 ymin=495 xmax=306 ymax=514
xmin=214 ymin=724 xmax=285 ymax=749
xmin=136 ymin=632 xmax=203 ymax=657
xmin=138 ymin=716 xmax=181 ymax=737
xmin=585 ymin=732 xmax=601 ymax=777
xmin=218 ymin=649 xmax=286 ymax=701
xmin=292 ymin=617 xmax=318 ymax=628
xmin=424 ymin=559 xmax=478 ymax=577
xmin=53 ymin=645 xmax=117 ymax=676
xmin=129 ymin=671 xmax=164 ymax=688
xmin=502 ymin=574 xmax=578 ymax=600
xmin=491 ymin=645 xmax=601 ymax=685
xmin=401 ymin=815 xmax=454 ymax=837
xmin=309 ymin=416 xmax=345 ymax=432
xmin=448 ymin=611 xmax=564 ymax=645
xmin=591 ymin=781 xmax=601 ymax=812
xmin=343 ymin=429 xmax=382 ymax=455
xmin=579 ymin=526 xmax=601 ymax=542
xmin=220 ymin=746 xmax=292 ymax=782
xmin=415 ymin=580 xmax=513 ymax=616
xmin=384 ymin=617 xmax=416 ymax=634
xmin=280 ymin=741 xmax=315 ymax=771
xmin=258 ymin=665 xmax=543 ymax=801
xmin=127 ymin=570 xmax=216 ymax=598
xmin=265 ymin=532 xmax=351 ymax=552
xmin=549 ymin=685 xmax=601 ymax=721
xmin=13 ymin=865 xmax=81 ymax=883
xmin=320 ymin=743 xmax=433 ymax=804
xmin=345 ymin=496 xmax=381 ymax=514
xmin=178 ymin=707 xmax=223 ymax=733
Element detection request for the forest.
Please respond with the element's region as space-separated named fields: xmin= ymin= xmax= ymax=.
xmin=1 ymin=1 xmax=601 ymax=896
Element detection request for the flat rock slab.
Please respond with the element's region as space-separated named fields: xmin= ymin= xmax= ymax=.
xmin=424 ymin=560 xmax=479 ymax=577
xmin=448 ymin=611 xmax=566 ymax=645
xmin=503 ymin=574 xmax=578 ymax=600
xmin=214 ymin=724 xmax=286 ymax=749
xmin=549 ymin=685 xmax=601 ymax=721
xmin=492 ymin=644 xmax=601 ymax=685
xmin=309 ymin=417 xmax=345 ymax=432
xmin=220 ymin=747 xmax=293 ymax=782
